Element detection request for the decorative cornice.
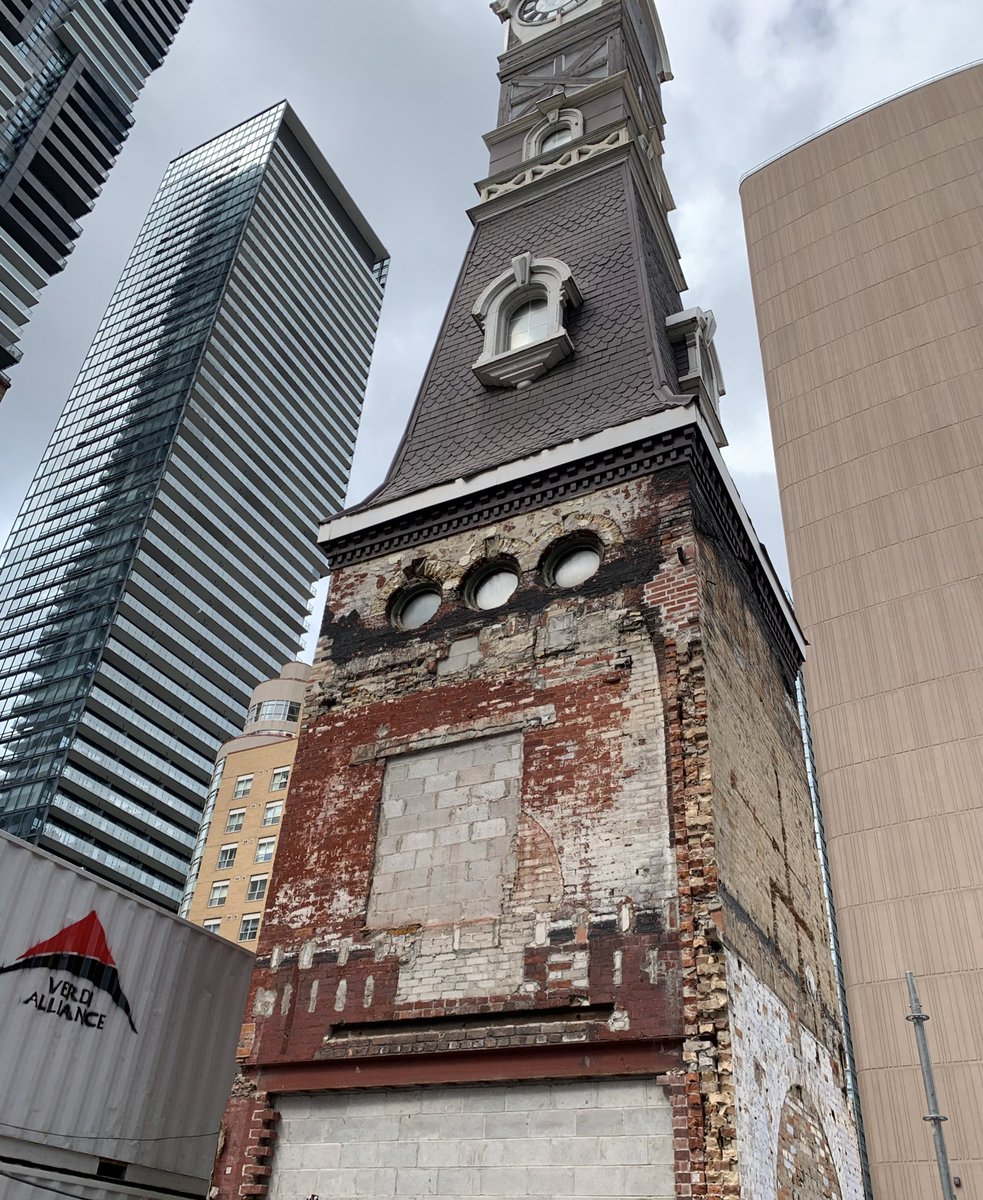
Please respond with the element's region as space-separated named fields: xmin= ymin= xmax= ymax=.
xmin=478 ymin=127 xmax=630 ymax=204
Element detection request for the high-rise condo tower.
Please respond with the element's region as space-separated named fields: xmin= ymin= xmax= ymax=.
xmin=0 ymin=0 xmax=194 ymax=390
xmin=0 ymin=102 xmax=388 ymax=909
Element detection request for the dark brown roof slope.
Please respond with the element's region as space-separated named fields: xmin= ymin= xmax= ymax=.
xmin=356 ymin=161 xmax=684 ymax=511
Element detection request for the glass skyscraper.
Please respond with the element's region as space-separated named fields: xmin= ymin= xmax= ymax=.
xmin=0 ymin=0 xmax=194 ymax=384
xmin=0 ymin=102 xmax=388 ymax=908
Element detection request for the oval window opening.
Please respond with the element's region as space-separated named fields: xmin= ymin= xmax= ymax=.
xmin=546 ymin=542 xmax=602 ymax=588
xmin=471 ymin=568 xmax=519 ymax=611
xmin=393 ymin=586 xmax=441 ymax=630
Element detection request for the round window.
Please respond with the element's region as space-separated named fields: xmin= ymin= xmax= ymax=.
xmin=468 ymin=565 xmax=519 ymax=611
xmin=545 ymin=541 xmax=602 ymax=588
xmin=391 ymin=585 xmax=441 ymax=630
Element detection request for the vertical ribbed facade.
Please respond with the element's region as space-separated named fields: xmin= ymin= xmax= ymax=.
xmin=0 ymin=0 xmax=192 ymax=375
xmin=742 ymin=62 xmax=983 ymax=1198
xmin=0 ymin=102 xmax=388 ymax=908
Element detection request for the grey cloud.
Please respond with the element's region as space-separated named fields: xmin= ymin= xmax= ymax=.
xmin=1 ymin=0 xmax=981 ymax=613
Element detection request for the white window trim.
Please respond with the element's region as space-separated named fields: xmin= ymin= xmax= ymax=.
xmin=472 ymin=253 xmax=583 ymax=389
xmin=246 ymin=875 xmax=269 ymax=902
xmin=238 ymin=914 xmax=261 ymax=942
xmin=523 ymin=107 xmax=584 ymax=160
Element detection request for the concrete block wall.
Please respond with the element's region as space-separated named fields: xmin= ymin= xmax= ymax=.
xmin=368 ymin=732 xmax=523 ymax=927
xmin=268 ymin=1079 xmax=675 ymax=1200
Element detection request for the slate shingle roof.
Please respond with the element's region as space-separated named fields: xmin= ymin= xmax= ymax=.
xmin=356 ymin=162 xmax=685 ymax=511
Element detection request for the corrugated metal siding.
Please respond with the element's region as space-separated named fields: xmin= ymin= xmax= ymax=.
xmin=0 ymin=831 xmax=253 ymax=1181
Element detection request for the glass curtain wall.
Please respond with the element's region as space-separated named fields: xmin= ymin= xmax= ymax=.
xmin=0 ymin=103 xmax=387 ymax=907
xmin=0 ymin=108 xmax=280 ymax=877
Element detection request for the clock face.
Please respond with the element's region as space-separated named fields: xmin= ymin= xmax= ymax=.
xmin=515 ymin=0 xmax=587 ymax=26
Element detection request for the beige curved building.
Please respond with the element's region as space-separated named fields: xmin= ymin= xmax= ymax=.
xmin=742 ymin=61 xmax=983 ymax=1199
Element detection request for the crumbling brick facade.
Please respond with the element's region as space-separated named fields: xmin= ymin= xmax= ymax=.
xmin=212 ymin=457 xmax=861 ymax=1199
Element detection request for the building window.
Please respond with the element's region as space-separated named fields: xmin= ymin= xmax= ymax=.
xmin=246 ymin=875 xmax=268 ymax=902
xmin=225 ymin=808 xmax=245 ymax=833
xmin=208 ymin=882 xmax=229 ymax=908
xmin=507 ymin=297 xmax=550 ymax=350
xmin=472 ymin=253 xmax=583 ymax=389
xmin=217 ymin=844 xmax=237 ymax=869
xmin=262 ymin=802 xmax=283 ymax=827
xmin=542 ymin=534 xmax=604 ymax=588
xmin=390 ymin=582 xmax=442 ymax=631
xmin=238 ymin=914 xmax=261 ymax=942
xmin=523 ymin=107 xmax=584 ymax=160
xmin=465 ymin=561 xmax=520 ymax=611
xmin=540 ymin=125 xmax=574 ymax=154
xmin=255 ymin=838 xmax=275 ymax=864
xmin=269 ymin=766 xmax=290 ymax=792
xmin=203 ymin=919 xmax=222 ymax=934
xmin=246 ymin=699 xmax=302 ymax=725
xmin=232 ymin=774 xmax=253 ymax=799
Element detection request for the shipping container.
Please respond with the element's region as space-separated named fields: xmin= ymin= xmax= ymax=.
xmin=0 ymin=831 xmax=253 ymax=1199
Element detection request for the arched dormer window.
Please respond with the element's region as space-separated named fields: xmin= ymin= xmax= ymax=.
xmin=523 ymin=108 xmax=584 ymax=161
xmin=471 ymin=253 xmax=583 ymax=389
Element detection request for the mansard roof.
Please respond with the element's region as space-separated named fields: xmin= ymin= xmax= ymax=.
xmin=350 ymin=159 xmax=686 ymax=514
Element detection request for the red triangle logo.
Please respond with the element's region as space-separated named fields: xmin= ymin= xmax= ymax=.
xmin=18 ymin=912 xmax=116 ymax=969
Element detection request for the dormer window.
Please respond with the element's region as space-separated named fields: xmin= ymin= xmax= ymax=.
xmin=472 ymin=253 xmax=583 ymax=389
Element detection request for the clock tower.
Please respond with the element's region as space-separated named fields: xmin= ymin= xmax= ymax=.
xmin=212 ymin=4 xmax=864 ymax=1199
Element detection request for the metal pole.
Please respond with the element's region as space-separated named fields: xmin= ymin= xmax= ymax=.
xmin=905 ymin=971 xmax=957 ymax=1200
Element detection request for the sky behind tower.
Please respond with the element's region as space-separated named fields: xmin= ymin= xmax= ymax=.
xmin=0 ymin=0 xmax=980 ymax=644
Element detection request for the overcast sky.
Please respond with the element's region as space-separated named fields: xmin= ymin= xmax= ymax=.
xmin=0 ymin=0 xmax=981 ymax=645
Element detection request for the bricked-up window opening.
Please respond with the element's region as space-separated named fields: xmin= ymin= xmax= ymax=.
xmin=225 ymin=808 xmax=245 ymax=833
xmin=270 ymin=766 xmax=290 ymax=791
xmin=232 ymin=773 xmax=253 ymax=799
xmin=267 ymin=1080 xmax=676 ymax=1196
xmin=367 ymin=732 xmax=522 ymax=931
xmin=255 ymin=837 xmax=275 ymax=863
xmin=238 ymin=914 xmax=261 ymax=942
xmin=246 ymin=875 xmax=268 ymax=902
xmin=390 ymin=583 xmax=442 ymax=631
xmin=217 ymin=844 xmax=237 ymax=869
xmin=263 ymin=802 xmax=283 ymax=827
xmin=207 ymin=881 xmax=229 ymax=907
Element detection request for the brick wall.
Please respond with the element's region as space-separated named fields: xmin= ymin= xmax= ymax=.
xmin=727 ymin=954 xmax=862 ymax=1200
xmin=213 ymin=464 xmax=857 ymax=1200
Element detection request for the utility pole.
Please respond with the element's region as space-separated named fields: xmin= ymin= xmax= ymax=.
xmin=905 ymin=971 xmax=957 ymax=1200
